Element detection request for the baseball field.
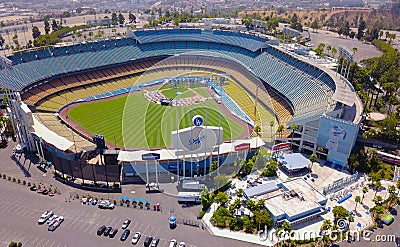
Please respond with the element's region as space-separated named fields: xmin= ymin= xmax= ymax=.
xmin=67 ymin=90 xmax=246 ymax=149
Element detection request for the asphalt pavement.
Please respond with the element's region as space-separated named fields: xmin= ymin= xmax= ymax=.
xmin=0 ymin=180 xmax=255 ymax=247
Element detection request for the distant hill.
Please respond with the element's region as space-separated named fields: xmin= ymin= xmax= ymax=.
xmin=240 ymin=5 xmax=400 ymax=31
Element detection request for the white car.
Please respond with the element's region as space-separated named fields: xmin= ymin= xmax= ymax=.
xmin=98 ymin=200 xmax=115 ymax=209
xmin=48 ymin=216 xmax=63 ymax=231
xmin=38 ymin=211 xmax=54 ymax=224
xmin=179 ymin=242 xmax=186 ymax=247
xmin=169 ymin=239 xmax=177 ymax=247
xmin=46 ymin=215 xmax=58 ymax=224
xmin=122 ymin=219 xmax=131 ymax=229
xmin=131 ymin=232 xmax=141 ymax=244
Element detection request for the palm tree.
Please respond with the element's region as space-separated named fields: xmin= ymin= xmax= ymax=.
xmin=373 ymin=181 xmax=383 ymax=197
xmin=331 ymin=47 xmax=337 ymax=58
xmin=397 ymin=181 xmax=400 ymax=196
xmin=316 ymin=146 xmax=323 ymax=159
xmin=320 ymin=219 xmax=332 ymax=232
xmin=373 ymin=195 xmax=383 ymax=206
xmin=362 ymin=186 xmax=369 ymax=204
xmin=289 ymin=124 xmax=298 ymax=149
xmin=254 ymin=125 xmax=261 ymax=137
xmin=388 ymin=185 xmax=396 ymax=195
xmin=277 ymin=125 xmax=285 ymax=139
xmin=355 ymin=195 xmax=361 ymax=212
xmin=269 ymin=120 xmax=275 ymax=140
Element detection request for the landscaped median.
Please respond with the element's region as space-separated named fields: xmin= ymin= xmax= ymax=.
xmin=0 ymin=172 xmax=60 ymax=196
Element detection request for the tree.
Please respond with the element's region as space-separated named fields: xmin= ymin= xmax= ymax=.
xmin=362 ymin=186 xmax=369 ymax=203
xmin=355 ymin=195 xmax=361 ymax=212
xmin=214 ymin=192 xmax=229 ymax=207
xmin=388 ymin=185 xmax=396 ymax=195
xmin=236 ymin=188 xmax=244 ymax=197
xmin=44 ymin=20 xmax=50 ymax=34
xmin=320 ymin=219 xmax=332 ymax=232
xmin=331 ymin=47 xmax=337 ymax=58
xmin=254 ymin=210 xmax=274 ymax=230
xmin=128 ymin=12 xmax=136 ymax=23
xmin=310 ymin=19 xmax=319 ymax=32
xmin=310 ymin=153 xmax=317 ymax=164
xmin=387 ymin=193 xmax=398 ymax=208
xmin=201 ymin=187 xmax=213 ymax=211
xmin=277 ymin=125 xmax=285 ymax=139
xmin=32 ymin=26 xmax=41 ymax=39
xmin=373 ymin=195 xmax=383 ymax=205
xmin=0 ymin=35 xmax=4 ymax=48
xmin=246 ymin=199 xmax=257 ymax=212
xmin=51 ymin=20 xmax=59 ymax=32
xmin=111 ymin=12 xmax=118 ymax=25
xmin=373 ymin=181 xmax=383 ymax=197
xmin=254 ymin=125 xmax=261 ymax=137
xmin=315 ymin=42 xmax=325 ymax=56
xmin=357 ymin=20 xmax=366 ymax=40
xmin=243 ymin=216 xmax=254 ymax=233
xmin=397 ymin=181 xmax=400 ymax=196
xmin=210 ymin=160 xmax=218 ymax=173
xmin=370 ymin=205 xmax=384 ymax=220
xmin=289 ymin=124 xmax=298 ymax=149
xmin=118 ymin=13 xmax=125 ymax=25
xmin=332 ymin=205 xmax=349 ymax=222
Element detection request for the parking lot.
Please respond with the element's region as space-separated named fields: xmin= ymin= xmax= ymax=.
xmin=0 ymin=181 xmax=249 ymax=247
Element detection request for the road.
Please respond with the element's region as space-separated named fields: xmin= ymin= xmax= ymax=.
xmin=0 ymin=181 xmax=254 ymax=247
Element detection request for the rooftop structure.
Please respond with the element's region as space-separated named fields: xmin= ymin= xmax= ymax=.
xmin=264 ymin=178 xmax=328 ymax=226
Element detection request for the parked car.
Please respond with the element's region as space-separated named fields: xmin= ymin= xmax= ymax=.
xmin=46 ymin=215 xmax=58 ymax=224
xmin=109 ymin=228 xmax=118 ymax=238
xmin=48 ymin=191 xmax=55 ymax=196
xmin=143 ymin=236 xmax=153 ymax=247
xmin=122 ymin=219 xmax=131 ymax=229
xmin=120 ymin=229 xmax=130 ymax=241
xmin=37 ymin=189 xmax=45 ymax=194
xmin=179 ymin=242 xmax=186 ymax=247
xmin=98 ymin=200 xmax=115 ymax=209
xmin=396 ymin=237 xmax=400 ymax=247
xmin=30 ymin=185 xmax=37 ymax=191
xmin=97 ymin=225 xmax=106 ymax=235
xmin=169 ymin=239 xmax=177 ymax=247
xmin=41 ymin=189 xmax=49 ymax=195
xmin=103 ymin=226 xmax=112 ymax=237
xmin=38 ymin=211 xmax=54 ymax=224
xmin=131 ymin=232 xmax=141 ymax=245
xmin=150 ymin=238 xmax=159 ymax=247
xmin=48 ymin=216 xmax=63 ymax=231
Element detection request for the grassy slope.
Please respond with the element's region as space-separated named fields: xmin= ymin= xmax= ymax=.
xmin=67 ymin=92 xmax=244 ymax=148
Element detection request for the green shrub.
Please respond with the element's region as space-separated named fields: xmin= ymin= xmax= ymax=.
xmin=198 ymin=210 xmax=205 ymax=219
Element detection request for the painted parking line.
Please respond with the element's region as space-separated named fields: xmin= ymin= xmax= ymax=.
xmin=83 ymin=221 xmax=94 ymax=233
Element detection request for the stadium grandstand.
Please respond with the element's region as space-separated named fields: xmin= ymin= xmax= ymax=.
xmin=1 ymin=27 xmax=363 ymax=186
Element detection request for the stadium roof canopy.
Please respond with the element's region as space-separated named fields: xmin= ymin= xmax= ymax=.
xmin=278 ymin=153 xmax=310 ymax=171
xmin=117 ymin=137 xmax=264 ymax=162
xmin=32 ymin=117 xmax=74 ymax=151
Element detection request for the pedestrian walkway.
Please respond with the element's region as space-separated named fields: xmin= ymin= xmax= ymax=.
xmin=202 ymin=203 xmax=276 ymax=246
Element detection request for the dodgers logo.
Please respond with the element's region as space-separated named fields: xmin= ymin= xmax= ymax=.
xmin=192 ymin=115 xmax=203 ymax=127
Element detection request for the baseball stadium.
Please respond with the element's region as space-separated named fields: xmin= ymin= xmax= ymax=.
xmin=1 ymin=26 xmax=363 ymax=188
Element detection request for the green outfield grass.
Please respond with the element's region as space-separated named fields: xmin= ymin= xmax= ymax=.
xmin=67 ymin=92 xmax=245 ymax=148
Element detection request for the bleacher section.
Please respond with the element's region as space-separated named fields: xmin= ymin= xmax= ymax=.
xmin=33 ymin=112 xmax=93 ymax=151
xmin=5 ymin=29 xmax=342 ymax=134
xmin=133 ymin=29 xmax=266 ymax=52
xmin=22 ymin=59 xmax=161 ymax=106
